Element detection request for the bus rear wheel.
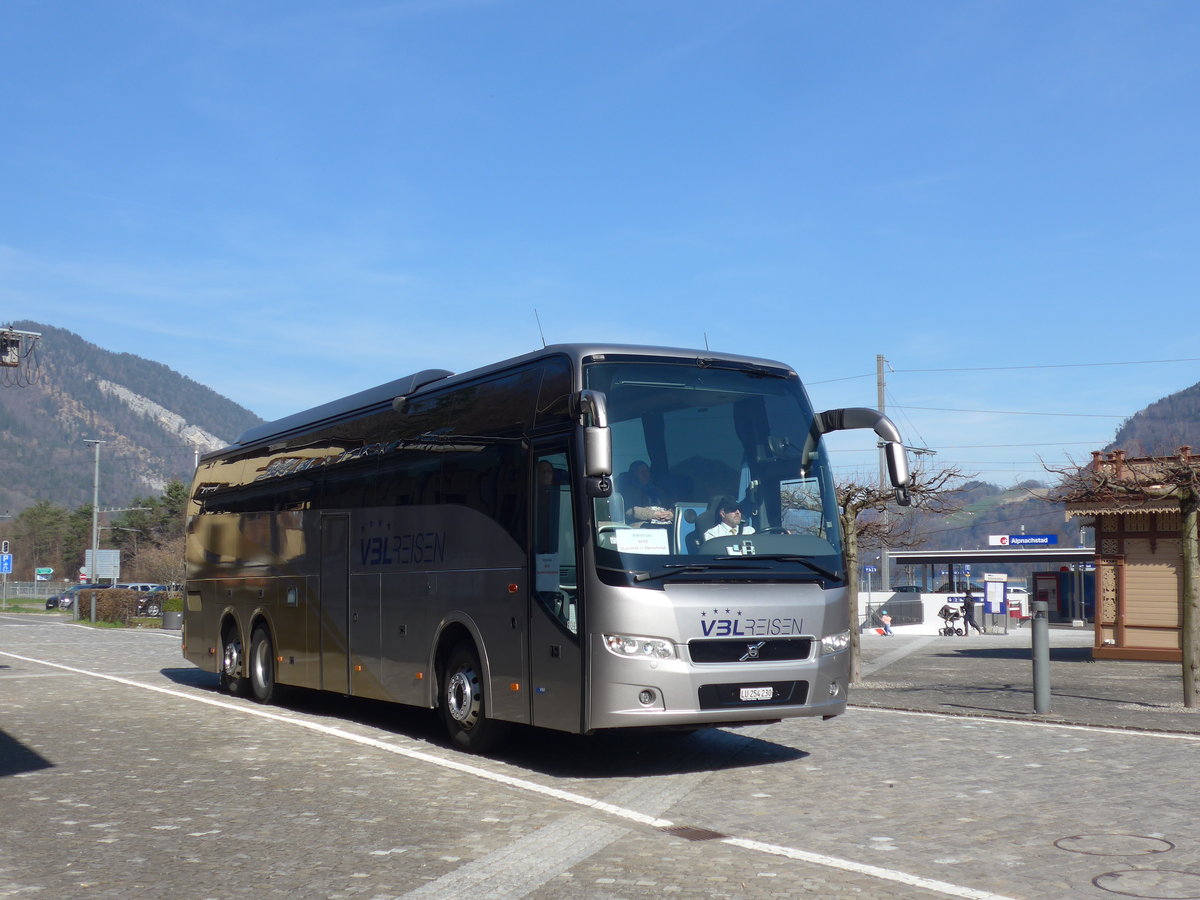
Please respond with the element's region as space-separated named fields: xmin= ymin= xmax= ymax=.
xmin=219 ymin=625 xmax=247 ymax=696
xmin=249 ymin=626 xmax=276 ymax=704
xmin=440 ymin=641 xmax=508 ymax=754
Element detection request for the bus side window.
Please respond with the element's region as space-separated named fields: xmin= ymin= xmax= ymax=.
xmin=534 ymin=453 xmax=577 ymax=635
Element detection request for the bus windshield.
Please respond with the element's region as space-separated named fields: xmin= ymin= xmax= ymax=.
xmin=585 ymin=358 xmax=844 ymax=583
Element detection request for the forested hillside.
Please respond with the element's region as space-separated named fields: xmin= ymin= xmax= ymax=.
xmin=1106 ymin=381 xmax=1200 ymax=456
xmin=0 ymin=322 xmax=262 ymax=513
xmin=903 ymin=480 xmax=1080 ymax=552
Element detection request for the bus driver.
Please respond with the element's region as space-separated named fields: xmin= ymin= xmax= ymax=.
xmin=703 ymin=498 xmax=756 ymax=541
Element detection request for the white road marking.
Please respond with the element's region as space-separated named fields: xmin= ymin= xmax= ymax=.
xmin=1 ymin=648 xmax=1053 ymax=900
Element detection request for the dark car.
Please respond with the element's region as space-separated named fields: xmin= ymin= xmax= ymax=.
xmin=891 ymin=585 xmax=923 ymax=593
xmin=136 ymin=591 xmax=167 ymax=617
xmin=46 ymin=583 xmax=108 ymax=610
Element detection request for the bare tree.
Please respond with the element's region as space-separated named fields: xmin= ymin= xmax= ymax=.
xmin=1047 ymin=448 xmax=1200 ymax=707
xmin=793 ymin=464 xmax=968 ymax=682
xmin=127 ymin=537 xmax=186 ymax=588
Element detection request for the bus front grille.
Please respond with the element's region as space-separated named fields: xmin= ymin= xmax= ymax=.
xmin=688 ymin=637 xmax=813 ymax=664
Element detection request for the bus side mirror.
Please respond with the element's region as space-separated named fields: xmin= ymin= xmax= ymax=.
xmin=575 ymin=390 xmax=612 ymax=479
xmin=816 ymin=407 xmax=912 ymax=506
xmin=884 ymin=441 xmax=911 ymax=506
xmin=584 ymin=427 xmax=612 ymax=479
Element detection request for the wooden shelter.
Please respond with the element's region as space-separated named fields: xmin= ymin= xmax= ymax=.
xmin=1065 ymin=449 xmax=1197 ymax=661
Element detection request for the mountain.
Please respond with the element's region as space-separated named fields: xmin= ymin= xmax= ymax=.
xmin=905 ymin=480 xmax=1077 ymax=552
xmin=4 ymin=320 xmax=1198 ymax=551
xmin=0 ymin=321 xmax=262 ymax=513
xmin=1106 ymin=381 xmax=1200 ymax=456
xmin=902 ymin=376 xmax=1200 ymax=558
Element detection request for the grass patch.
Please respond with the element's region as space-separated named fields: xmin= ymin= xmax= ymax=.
xmin=0 ymin=599 xmax=58 ymax=614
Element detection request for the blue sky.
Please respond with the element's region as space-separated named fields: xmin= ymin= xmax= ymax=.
xmin=3 ymin=1 xmax=1198 ymax=488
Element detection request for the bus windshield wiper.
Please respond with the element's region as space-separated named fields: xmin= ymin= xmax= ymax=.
xmin=632 ymin=562 xmax=771 ymax=583
xmin=739 ymin=555 xmax=842 ymax=581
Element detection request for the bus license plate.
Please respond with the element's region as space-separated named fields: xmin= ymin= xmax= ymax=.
xmin=740 ymin=686 xmax=773 ymax=701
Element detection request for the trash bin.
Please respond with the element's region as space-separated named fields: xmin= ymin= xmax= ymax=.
xmin=162 ymin=610 xmax=183 ymax=630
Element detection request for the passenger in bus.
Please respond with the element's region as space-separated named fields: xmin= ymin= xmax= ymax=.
xmin=702 ymin=497 xmax=756 ymax=540
xmin=619 ymin=460 xmax=674 ymax=525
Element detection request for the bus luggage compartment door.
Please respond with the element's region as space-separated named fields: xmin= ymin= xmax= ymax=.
xmin=320 ymin=515 xmax=351 ymax=694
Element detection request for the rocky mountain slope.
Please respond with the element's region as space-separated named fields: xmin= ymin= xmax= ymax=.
xmin=0 ymin=321 xmax=262 ymax=513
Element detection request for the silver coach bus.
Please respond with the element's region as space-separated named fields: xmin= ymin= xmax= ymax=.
xmin=183 ymin=344 xmax=911 ymax=752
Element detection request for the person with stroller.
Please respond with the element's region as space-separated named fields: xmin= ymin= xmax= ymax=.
xmin=962 ymin=590 xmax=985 ymax=636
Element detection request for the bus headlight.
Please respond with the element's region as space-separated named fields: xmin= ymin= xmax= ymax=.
xmin=603 ymin=634 xmax=676 ymax=660
xmin=820 ymin=630 xmax=851 ymax=654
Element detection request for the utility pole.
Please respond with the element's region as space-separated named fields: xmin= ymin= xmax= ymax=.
xmin=84 ymin=439 xmax=106 ymax=584
xmin=877 ymin=355 xmax=891 ymax=593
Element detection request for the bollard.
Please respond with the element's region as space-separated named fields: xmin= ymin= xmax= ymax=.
xmin=1031 ymin=598 xmax=1051 ymax=714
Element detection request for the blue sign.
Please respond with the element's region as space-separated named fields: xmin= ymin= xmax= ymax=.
xmin=863 ymin=565 xmax=878 ymax=573
xmin=0 ymin=553 xmax=12 ymax=574
xmin=1011 ymin=535 xmax=1057 ymax=547
xmin=990 ymin=534 xmax=1058 ymax=547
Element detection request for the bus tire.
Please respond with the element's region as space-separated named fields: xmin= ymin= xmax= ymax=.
xmin=440 ymin=641 xmax=508 ymax=754
xmin=219 ymin=624 xmax=247 ymax=696
xmin=249 ymin=625 xmax=276 ymax=704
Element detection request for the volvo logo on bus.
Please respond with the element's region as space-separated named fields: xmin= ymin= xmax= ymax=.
xmin=740 ymin=641 xmax=767 ymax=661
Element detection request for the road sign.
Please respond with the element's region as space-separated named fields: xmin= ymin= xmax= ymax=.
xmin=0 ymin=554 xmax=12 ymax=574
xmin=989 ymin=534 xmax=1059 ymax=547
xmin=84 ymin=549 xmax=121 ymax=580
xmin=36 ymin=567 xmax=53 ymax=575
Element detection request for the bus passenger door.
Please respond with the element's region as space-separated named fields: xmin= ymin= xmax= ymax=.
xmin=320 ymin=515 xmax=350 ymax=694
xmin=528 ymin=448 xmax=584 ymax=732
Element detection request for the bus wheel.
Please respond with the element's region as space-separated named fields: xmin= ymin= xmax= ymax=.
xmin=249 ymin=626 xmax=276 ymax=704
xmin=440 ymin=641 xmax=508 ymax=754
xmin=219 ymin=625 xmax=247 ymax=696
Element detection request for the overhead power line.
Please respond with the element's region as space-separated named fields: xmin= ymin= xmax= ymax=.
xmin=811 ymin=355 xmax=1200 ymax=385
xmin=834 ymin=440 xmax=1107 ymax=453
xmin=894 ymin=357 xmax=1200 ymax=375
xmin=895 ymin=406 xmax=1125 ymax=419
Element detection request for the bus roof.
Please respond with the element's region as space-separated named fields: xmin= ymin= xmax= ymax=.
xmin=223 ymin=343 xmax=796 ymax=454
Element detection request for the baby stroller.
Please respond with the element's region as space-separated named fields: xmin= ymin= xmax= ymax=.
xmin=937 ymin=603 xmax=964 ymax=637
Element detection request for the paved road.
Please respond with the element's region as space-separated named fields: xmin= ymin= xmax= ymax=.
xmin=2 ymin=614 xmax=1199 ymax=899
xmin=855 ymin=627 xmax=1200 ymax=734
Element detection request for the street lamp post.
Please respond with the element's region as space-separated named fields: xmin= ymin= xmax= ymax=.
xmin=84 ymin=439 xmax=106 ymax=585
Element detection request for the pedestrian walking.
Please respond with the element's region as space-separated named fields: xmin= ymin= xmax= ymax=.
xmin=962 ymin=590 xmax=984 ymax=635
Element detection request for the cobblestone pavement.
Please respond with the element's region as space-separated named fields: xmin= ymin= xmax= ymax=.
xmin=2 ymin=614 xmax=1199 ymax=899
xmin=854 ymin=627 xmax=1200 ymax=734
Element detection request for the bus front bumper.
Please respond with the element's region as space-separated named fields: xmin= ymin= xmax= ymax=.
xmin=586 ymin=643 xmax=850 ymax=730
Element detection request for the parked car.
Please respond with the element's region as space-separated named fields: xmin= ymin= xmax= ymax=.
xmin=891 ymin=585 xmax=923 ymax=593
xmin=136 ymin=590 xmax=168 ymax=617
xmin=935 ymin=580 xmax=987 ymax=594
xmin=109 ymin=584 xmax=169 ymax=617
xmin=45 ymin=583 xmax=108 ymax=610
